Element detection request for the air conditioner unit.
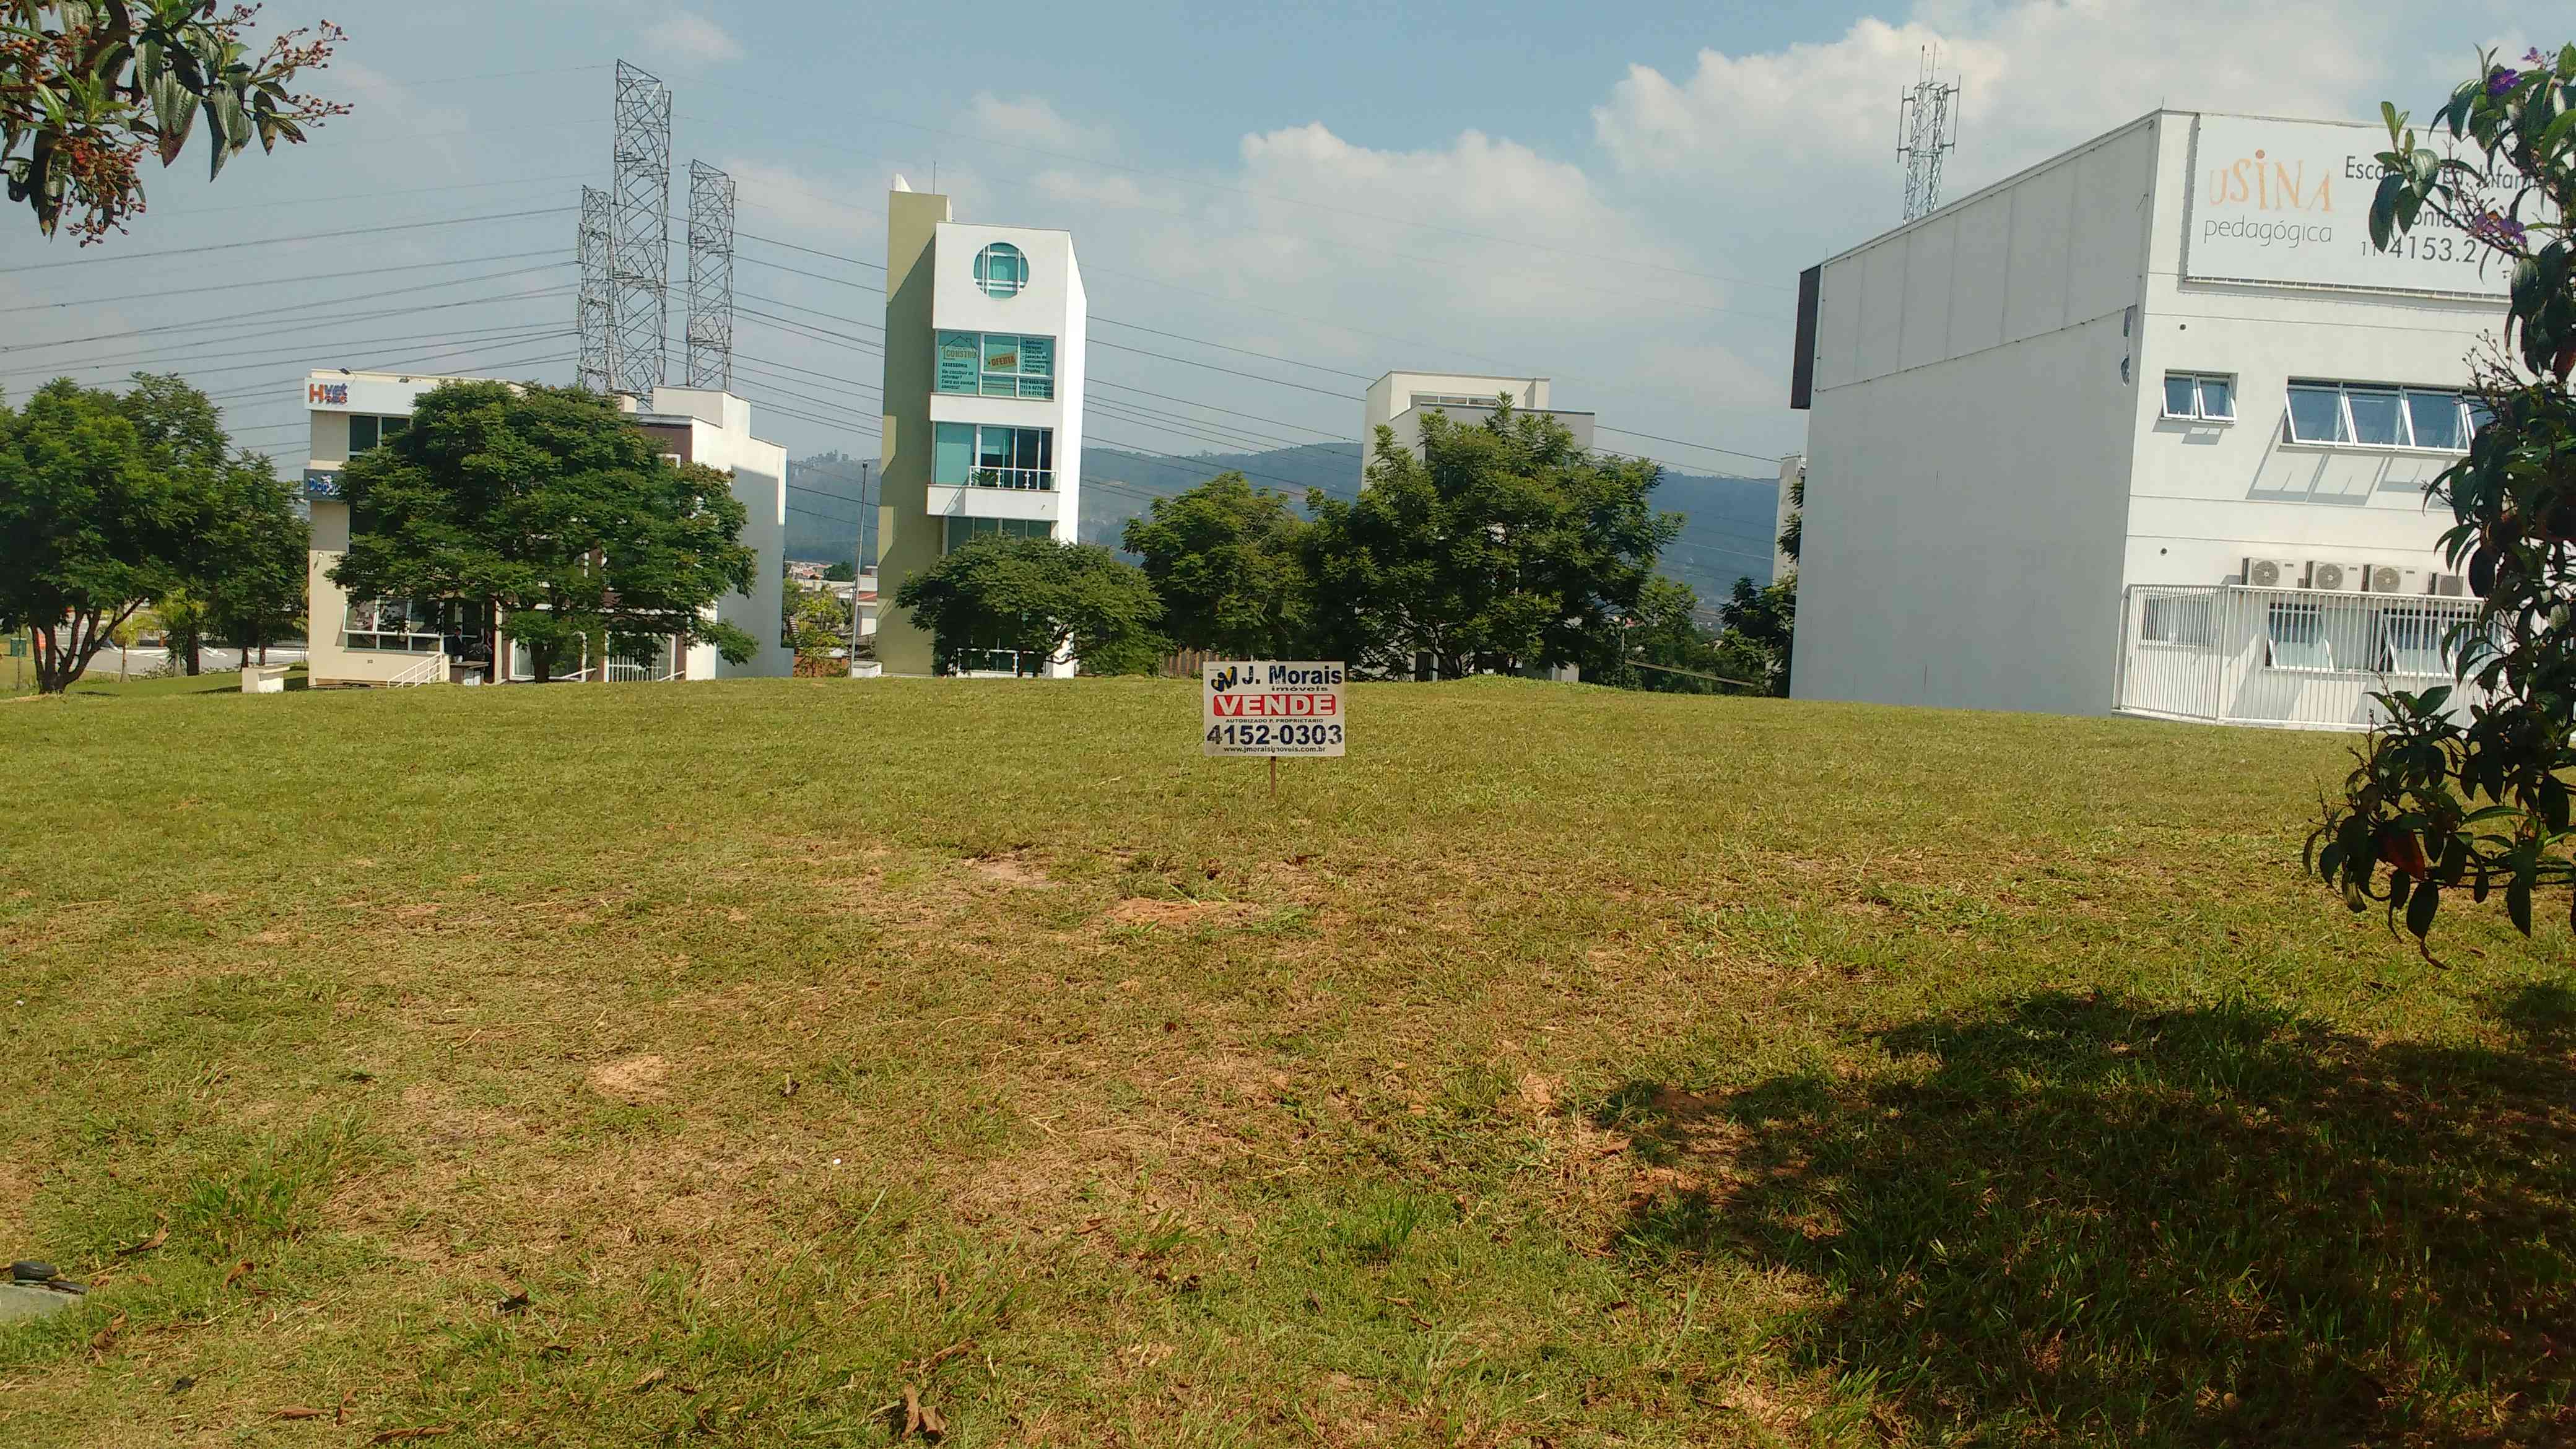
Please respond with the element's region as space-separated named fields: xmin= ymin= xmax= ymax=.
xmin=2433 ymin=574 xmax=2469 ymax=598
xmin=2364 ymin=564 xmax=2424 ymax=595
xmin=2242 ymin=555 xmax=2303 ymax=589
xmin=2306 ymin=560 xmax=2362 ymax=592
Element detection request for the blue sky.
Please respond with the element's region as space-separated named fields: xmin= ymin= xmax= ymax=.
xmin=0 ymin=0 xmax=2561 ymax=574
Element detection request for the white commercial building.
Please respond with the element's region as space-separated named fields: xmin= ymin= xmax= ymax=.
xmin=875 ymin=182 xmax=1086 ymax=677
xmin=1790 ymin=109 xmax=2512 ymax=728
xmin=299 ymin=371 xmax=788 ymax=687
xmin=1362 ymin=371 xmax=1595 ymax=476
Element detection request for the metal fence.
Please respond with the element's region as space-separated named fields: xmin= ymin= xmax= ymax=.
xmin=2115 ymin=585 xmax=2491 ymax=731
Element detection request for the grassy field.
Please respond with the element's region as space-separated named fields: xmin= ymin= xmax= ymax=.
xmin=1 ymin=677 xmax=2569 ymax=1447
xmin=2 ymin=663 xmax=308 ymax=701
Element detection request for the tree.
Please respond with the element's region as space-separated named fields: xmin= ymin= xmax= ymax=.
xmin=1777 ymin=466 xmax=1803 ymax=565
xmin=2312 ymin=45 xmax=2576 ymax=948
xmin=1619 ymin=576 xmax=1739 ymax=694
xmin=152 ymin=578 xmax=205 ymax=673
xmin=1710 ymin=575 xmax=1796 ymax=698
xmin=329 ymin=381 xmax=758 ymax=684
xmin=823 ymin=559 xmax=856 ymax=583
xmin=1122 ymin=470 xmax=1312 ymax=657
xmin=1305 ymin=402 xmax=1679 ymax=679
xmin=785 ymin=580 xmax=849 ymax=675
xmin=0 ymin=376 xmax=188 ymax=692
xmin=893 ymin=534 xmax=1164 ymax=677
xmin=118 ymin=372 xmax=303 ymax=670
xmin=2 ymin=2 xmax=346 ymax=243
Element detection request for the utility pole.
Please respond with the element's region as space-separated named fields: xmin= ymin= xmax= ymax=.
xmin=1897 ymin=46 xmax=1961 ymax=222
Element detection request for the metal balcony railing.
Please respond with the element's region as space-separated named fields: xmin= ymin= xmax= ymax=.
xmin=2115 ymin=584 xmax=2491 ymax=731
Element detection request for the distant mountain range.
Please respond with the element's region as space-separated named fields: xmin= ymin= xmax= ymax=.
xmin=785 ymin=442 xmax=1778 ymax=598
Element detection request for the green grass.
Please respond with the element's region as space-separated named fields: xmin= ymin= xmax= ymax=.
xmin=0 ymin=677 xmax=2568 ymax=1447
xmin=3 ymin=663 xmax=309 ymax=701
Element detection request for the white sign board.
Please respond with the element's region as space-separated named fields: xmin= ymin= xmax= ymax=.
xmin=1203 ymin=661 xmax=1346 ymax=757
xmin=2185 ymin=115 xmax=2528 ymax=298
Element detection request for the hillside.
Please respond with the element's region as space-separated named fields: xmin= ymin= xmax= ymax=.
xmin=788 ymin=443 xmax=1782 ymax=595
xmin=2 ymin=679 xmax=2567 ymax=1444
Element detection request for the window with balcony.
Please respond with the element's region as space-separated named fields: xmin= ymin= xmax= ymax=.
xmin=2140 ymin=593 xmax=2214 ymax=646
xmin=934 ymin=331 xmax=1054 ymax=399
xmin=2263 ymin=600 xmax=2332 ymax=671
xmin=2378 ymin=608 xmax=2456 ymax=677
xmin=933 ymin=422 xmax=1053 ymax=490
xmin=2283 ymin=380 xmax=2478 ymax=451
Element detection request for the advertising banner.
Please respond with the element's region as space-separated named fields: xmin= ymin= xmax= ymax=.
xmin=1203 ymin=661 xmax=1346 ymax=757
xmin=2184 ymin=115 xmax=2532 ymax=298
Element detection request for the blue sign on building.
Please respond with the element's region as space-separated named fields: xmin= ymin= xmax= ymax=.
xmin=302 ymin=468 xmax=342 ymax=500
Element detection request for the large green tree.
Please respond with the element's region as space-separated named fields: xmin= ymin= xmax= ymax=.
xmin=894 ymin=534 xmax=1164 ymax=677
xmin=1711 ymin=575 xmax=1796 ymax=698
xmin=1619 ymin=576 xmax=1739 ymax=695
xmin=1305 ymin=403 xmax=1679 ymax=679
xmin=2 ymin=2 xmax=346 ymax=242
xmin=118 ymin=372 xmax=303 ymax=672
xmin=2312 ymin=45 xmax=2576 ymax=947
xmin=1121 ymin=470 xmax=1312 ymax=658
xmin=329 ymin=382 xmax=758 ymax=684
xmin=0 ymin=376 xmax=186 ymax=692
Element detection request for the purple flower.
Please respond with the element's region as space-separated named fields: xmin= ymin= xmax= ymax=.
xmin=2525 ymin=47 xmax=2548 ymax=66
xmin=2487 ymin=67 xmax=2521 ymax=96
xmin=2468 ymin=209 xmax=2528 ymax=251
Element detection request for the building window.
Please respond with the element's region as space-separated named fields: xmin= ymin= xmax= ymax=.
xmin=344 ymin=597 xmax=443 ymax=653
xmin=973 ymin=242 xmax=1028 ymax=298
xmin=2378 ymin=608 xmax=2454 ymax=677
xmin=941 ymin=516 xmax=1053 ymax=553
xmin=347 ymin=414 xmax=410 ymax=454
xmin=2264 ymin=600 xmax=2332 ymax=671
xmin=933 ymin=422 xmax=1053 ymax=490
xmin=2140 ymin=594 xmax=2214 ymax=646
xmin=934 ymin=331 xmax=1054 ymax=399
xmin=2282 ymin=380 xmax=2477 ymax=451
xmin=2160 ymin=373 xmax=2234 ymax=422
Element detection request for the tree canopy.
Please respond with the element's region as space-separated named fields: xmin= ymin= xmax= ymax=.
xmin=1303 ymin=404 xmax=1679 ymax=679
xmin=894 ymin=535 xmax=1163 ymax=677
xmin=2312 ymin=45 xmax=2576 ymax=946
xmin=1121 ymin=469 xmax=1310 ymax=658
xmin=0 ymin=375 xmax=191 ymax=690
xmin=2 ymin=2 xmax=346 ymax=242
xmin=328 ymin=382 xmax=757 ymax=684
xmin=116 ymin=372 xmax=303 ymax=671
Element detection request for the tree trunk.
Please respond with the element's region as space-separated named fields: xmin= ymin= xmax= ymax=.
xmin=532 ymin=642 xmax=553 ymax=684
xmin=183 ymin=635 xmax=201 ymax=676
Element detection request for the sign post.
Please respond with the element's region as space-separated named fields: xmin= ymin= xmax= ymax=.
xmin=1203 ymin=661 xmax=1346 ymax=793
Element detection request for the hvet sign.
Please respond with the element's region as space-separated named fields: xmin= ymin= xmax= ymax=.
xmin=1203 ymin=661 xmax=1346 ymax=757
xmin=2184 ymin=115 xmax=2531 ymax=298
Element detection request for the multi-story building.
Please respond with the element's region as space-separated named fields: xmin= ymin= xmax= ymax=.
xmin=1360 ymin=371 xmax=1595 ymax=476
xmin=875 ymin=181 xmax=1086 ymax=677
xmin=1788 ymin=108 xmax=2512 ymax=728
xmin=298 ymin=371 xmax=788 ymax=687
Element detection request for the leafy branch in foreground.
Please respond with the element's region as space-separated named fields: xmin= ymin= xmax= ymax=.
xmin=1 ymin=2 xmax=348 ymax=242
xmin=2312 ymin=45 xmax=2576 ymax=948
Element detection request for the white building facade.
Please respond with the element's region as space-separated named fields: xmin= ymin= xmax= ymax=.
xmin=299 ymin=371 xmax=788 ymax=687
xmin=1790 ymin=110 xmax=2512 ymax=727
xmin=1362 ymin=371 xmax=1595 ymax=475
xmin=876 ymin=185 xmax=1086 ymax=677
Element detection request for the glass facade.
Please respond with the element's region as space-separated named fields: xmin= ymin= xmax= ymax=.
xmin=934 ymin=331 xmax=1054 ymax=399
xmin=942 ymin=516 xmax=1053 ymax=553
xmin=347 ymin=414 xmax=409 ymax=454
xmin=2284 ymin=380 xmax=2478 ymax=451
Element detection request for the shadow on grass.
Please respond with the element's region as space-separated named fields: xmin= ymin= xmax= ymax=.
xmin=1600 ymin=987 xmax=2576 ymax=1445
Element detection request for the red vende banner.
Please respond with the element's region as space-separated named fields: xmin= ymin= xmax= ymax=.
xmin=1211 ymin=693 xmax=1339 ymax=718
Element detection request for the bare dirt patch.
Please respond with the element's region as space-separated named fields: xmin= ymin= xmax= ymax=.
xmin=586 ymin=1054 xmax=671 ymax=1102
xmin=1106 ymin=898 xmax=1257 ymax=929
xmin=970 ymin=855 xmax=1058 ymax=889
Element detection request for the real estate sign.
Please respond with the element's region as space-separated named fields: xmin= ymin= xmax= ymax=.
xmin=1203 ymin=661 xmax=1346 ymax=757
xmin=2183 ymin=115 xmax=2530 ymax=298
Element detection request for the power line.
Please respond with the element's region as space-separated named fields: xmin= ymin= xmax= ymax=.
xmin=1 ymin=260 xmax=573 ymax=356
xmin=0 ymin=248 xmax=567 ymax=317
xmin=0 ymin=206 xmax=577 ymax=274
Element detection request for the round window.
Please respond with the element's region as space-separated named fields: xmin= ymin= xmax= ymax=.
xmin=973 ymin=242 xmax=1028 ymax=298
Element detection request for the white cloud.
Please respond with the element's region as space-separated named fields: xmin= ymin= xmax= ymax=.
xmin=721 ymin=159 xmax=878 ymax=245
xmin=1032 ymin=170 xmax=1185 ymax=215
xmin=638 ymin=5 xmax=741 ymax=67
xmin=968 ymin=94 xmax=1112 ymax=155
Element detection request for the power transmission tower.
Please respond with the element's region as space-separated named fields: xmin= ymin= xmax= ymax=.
xmin=609 ymin=61 xmax=672 ymax=398
xmin=684 ymin=160 xmax=735 ymax=391
xmin=575 ymin=185 xmax=614 ymax=394
xmin=1897 ymin=47 xmax=1960 ymax=222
